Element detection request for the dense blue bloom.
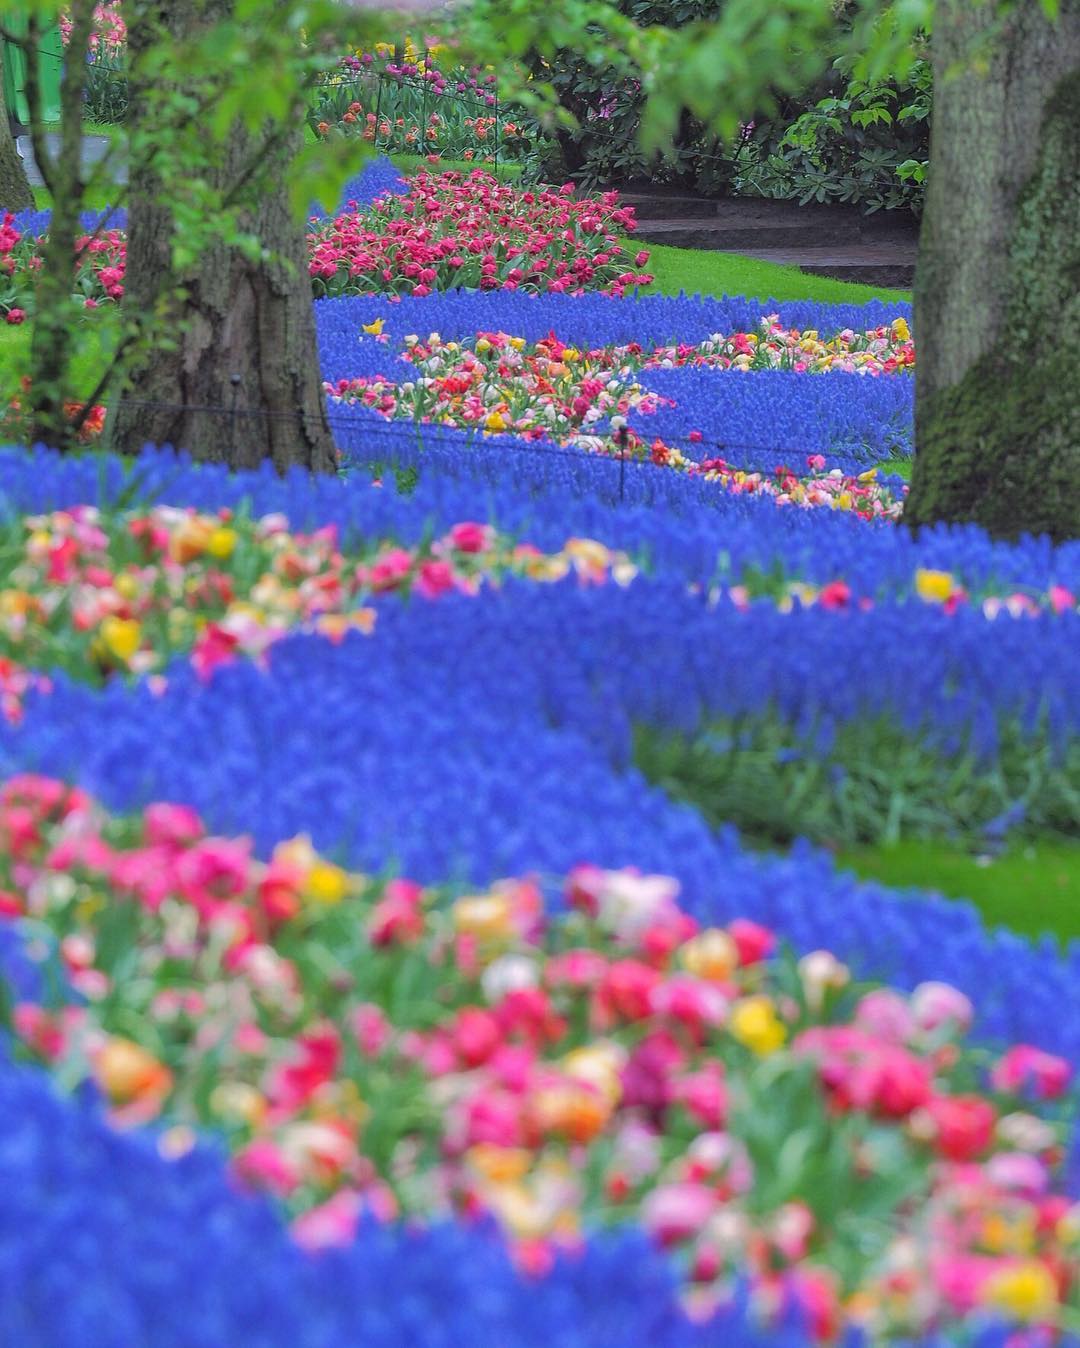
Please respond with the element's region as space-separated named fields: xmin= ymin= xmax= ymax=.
xmin=1 ymin=588 xmax=1077 ymax=1061
xmin=1 ymin=446 xmax=1077 ymax=594
xmin=4 ymin=155 xmax=406 ymax=240
xmin=0 ymin=159 xmax=1077 ymax=1341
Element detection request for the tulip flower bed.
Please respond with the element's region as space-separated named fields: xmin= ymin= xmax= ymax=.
xmin=308 ymin=171 xmax=655 ymax=299
xmin=325 ymin=323 xmax=912 ymax=516
xmin=0 ymin=503 xmax=634 ymax=721
xmin=0 ymin=470 xmax=1077 ymax=1344
xmin=2 ymin=776 xmax=1078 ymax=1340
xmin=3 ymin=169 xmax=649 ymax=323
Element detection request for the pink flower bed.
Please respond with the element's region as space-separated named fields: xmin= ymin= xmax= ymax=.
xmin=309 ymin=171 xmax=654 ymax=298
xmin=3 ymin=777 xmax=1077 ymax=1340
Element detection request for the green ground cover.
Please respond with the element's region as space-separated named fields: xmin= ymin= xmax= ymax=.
xmin=836 ymin=840 xmax=1080 ymax=943
xmin=639 ymin=239 xmax=910 ymax=305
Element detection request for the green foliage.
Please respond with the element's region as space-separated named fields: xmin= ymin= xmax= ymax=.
xmin=733 ymin=56 xmax=931 ymax=213
xmin=634 ymin=714 xmax=1080 ymax=850
xmin=83 ymin=49 xmax=127 ymax=123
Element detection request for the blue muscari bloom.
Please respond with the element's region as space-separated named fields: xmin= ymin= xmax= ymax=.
xmin=0 ymin=588 xmax=1076 ymax=1064
xmin=0 ymin=446 xmax=1077 ymax=597
xmin=5 ymin=155 xmax=407 ymax=235
xmin=3 ymin=168 xmax=1078 ymax=1346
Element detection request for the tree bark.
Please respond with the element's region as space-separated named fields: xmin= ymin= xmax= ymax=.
xmin=106 ymin=1 xmax=337 ymax=475
xmin=0 ymin=61 xmax=33 ymax=211
xmin=905 ymin=0 xmax=1080 ymax=542
xmin=27 ymin=2 xmax=96 ymax=450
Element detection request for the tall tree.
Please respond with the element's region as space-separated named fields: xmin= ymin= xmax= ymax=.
xmin=461 ymin=0 xmax=1079 ymax=541
xmin=0 ymin=59 xmax=33 ymax=210
xmin=903 ymin=0 xmax=1080 ymax=541
xmin=106 ymin=0 xmax=337 ymax=473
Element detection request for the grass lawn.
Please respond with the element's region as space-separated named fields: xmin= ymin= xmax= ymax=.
xmin=836 ymin=840 xmax=1080 ymax=944
xmin=0 ymin=314 xmax=119 ymax=403
xmin=638 ymin=239 xmax=910 ymax=306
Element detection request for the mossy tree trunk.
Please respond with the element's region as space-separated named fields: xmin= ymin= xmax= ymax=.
xmin=905 ymin=0 xmax=1080 ymax=542
xmin=106 ymin=0 xmax=337 ymax=474
xmin=0 ymin=62 xmax=33 ymax=211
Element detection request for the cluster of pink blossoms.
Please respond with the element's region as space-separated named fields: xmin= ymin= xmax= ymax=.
xmin=309 ymin=171 xmax=654 ymax=299
xmin=59 ymin=2 xmax=126 ymax=56
xmin=1 ymin=777 xmax=1077 ymax=1341
xmin=3 ymin=173 xmax=650 ymax=319
xmin=0 ymin=504 xmax=635 ymax=720
xmin=0 ymin=214 xmax=126 ymax=323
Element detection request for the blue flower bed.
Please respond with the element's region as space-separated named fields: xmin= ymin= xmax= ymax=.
xmin=0 ymin=159 xmax=1077 ymax=1344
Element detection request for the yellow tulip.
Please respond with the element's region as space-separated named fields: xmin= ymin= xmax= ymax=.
xmin=304 ymin=860 xmax=351 ymax=905
xmin=485 ymin=410 xmax=508 ymax=433
xmin=99 ymin=616 xmax=142 ymax=663
xmin=730 ymin=996 xmax=786 ymax=1055
xmin=207 ymin=527 xmax=237 ymax=561
xmin=452 ymin=894 xmax=514 ymax=945
xmin=680 ymin=928 xmax=738 ymax=981
xmin=915 ymin=568 xmax=955 ymax=603
xmin=95 ymin=1037 xmax=172 ymax=1106
xmin=891 ymin=316 xmax=911 ymax=342
xmin=362 ymin=318 xmax=384 ymax=336
xmin=169 ymin=518 xmax=213 ymax=564
xmin=210 ymin=1081 xmax=268 ymax=1127
xmin=466 ymin=1144 xmax=533 ymax=1184
xmin=980 ymin=1261 xmax=1058 ymax=1321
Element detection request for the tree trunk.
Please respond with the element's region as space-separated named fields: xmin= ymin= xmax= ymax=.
xmin=27 ymin=2 xmax=95 ymax=450
xmin=905 ymin=0 xmax=1080 ymax=542
xmin=0 ymin=62 xmax=33 ymax=211
xmin=106 ymin=1 xmax=337 ymax=475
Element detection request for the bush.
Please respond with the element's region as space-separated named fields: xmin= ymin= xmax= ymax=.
xmin=528 ymin=2 xmax=930 ymax=213
xmin=732 ymin=58 xmax=931 ymax=214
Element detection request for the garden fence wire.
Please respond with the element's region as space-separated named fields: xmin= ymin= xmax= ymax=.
xmin=100 ymin=395 xmax=895 ymax=503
